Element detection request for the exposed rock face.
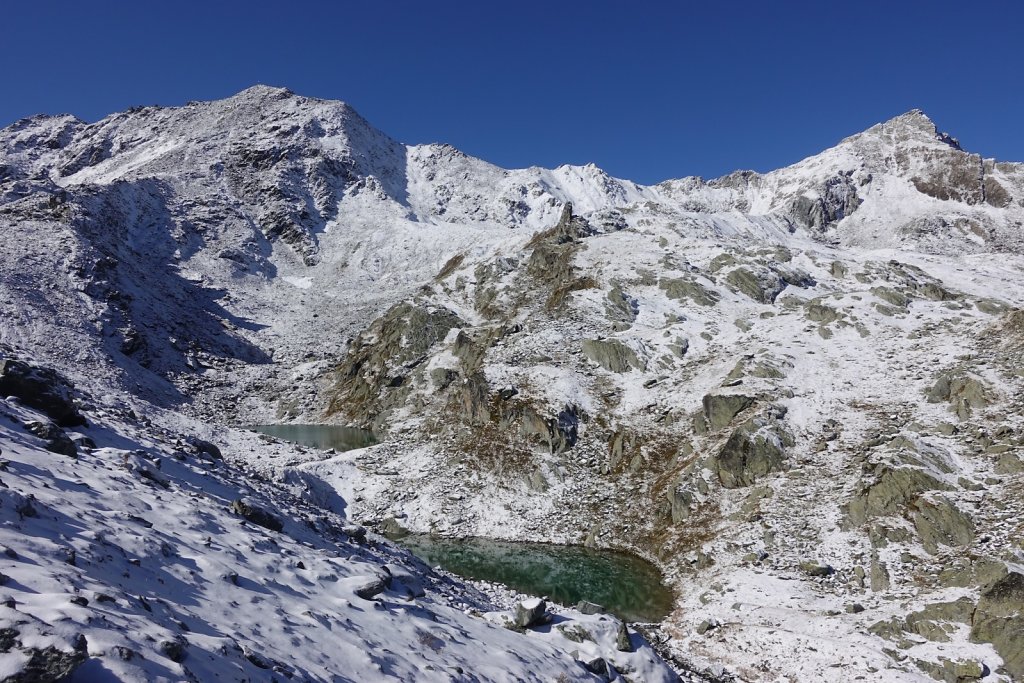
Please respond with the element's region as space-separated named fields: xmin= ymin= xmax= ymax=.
xmin=971 ymin=571 xmax=1024 ymax=680
xmin=326 ymin=303 xmax=464 ymax=426
xmin=711 ymin=415 xmax=789 ymax=489
xmin=911 ymin=494 xmax=975 ymax=554
xmin=926 ymin=373 xmax=989 ymax=418
xmin=845 ymin=466 xmax=948 ymax=526
xmin=658 ymin=277 xmax=720 ymax=306
xmin=231 ymin=498 xmax=284 ymax=532
xmin=24 ymin=420 xmax=77 ymax=457
xmin=0 ymin=358 xmax=84 ymax=426
xmin=724 ymin=266 xmax=786 ymax=304
xmin=702 ymin=394 xmax=755 ymax=430
xmin=581 ymin=339 xmax=645 ymax=373
xmin=791 ymin=173 xmax=862 ymax=229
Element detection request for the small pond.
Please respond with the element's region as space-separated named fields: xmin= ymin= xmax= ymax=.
xmin=392 ymin=533 xmax=675 ymax=623
xmin=251 ymin=424 xmax=377 ymax=452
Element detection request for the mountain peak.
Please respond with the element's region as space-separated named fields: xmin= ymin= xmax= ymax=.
xmin=229 ymin=84 xmax=296 ymax=101
xmin=861 ymin=109 xmax=962 ymax=150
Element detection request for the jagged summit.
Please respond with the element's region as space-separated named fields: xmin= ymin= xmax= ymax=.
xmin=1 ymin=87 xmax=1022 ymax=264
xmin=228 ymin=83 xmax=296 ymax=100
xmin=845 ymin=108 xmax=962 ymax=151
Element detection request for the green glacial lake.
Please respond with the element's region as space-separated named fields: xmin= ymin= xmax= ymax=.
xmin=254 ymin=424 xmax=673 ymax=622
xmin=251 ymin=424 xmax=377 ymax=451
xmin=394 ymin=534 xmax=675 ymax=623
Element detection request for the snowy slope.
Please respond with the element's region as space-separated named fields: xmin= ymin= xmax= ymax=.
xmin=0 ymin=347 xmax=677 ymax=682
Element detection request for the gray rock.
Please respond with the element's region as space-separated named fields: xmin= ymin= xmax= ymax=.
xmin=970 ymin=571 xmax=1024 ymax=679
xmin=581 ymin=339 xmax=644 ymax=373
xmin=925 ymin=373 xmax=988 ymax=418
xmin=354 ymin=569 xmax=392 ymax=600
xmin=916 ymin=658 xmax=988 ymax=683
xmin=702 ymin=394 xmax=755 ymax=430
xmin=725 ymin=267 xmax=785 ymax=304
xmin=799 ymin=561 xmax=835 ymax=577
xmin=994 ymin=452 xmax=1024 ymax=474
xmin=341 ymin=524 xmax=367 ymax=542
xmin=805 ymin=302 xmax=840 ymax=324
xmin=429 ymin=367 xmax=459 ymax=390
xmin=184 ymin=436 xmax=221 ymax=459
xmin=696 ymin=618 xmax=720 ymax=635
xmin=668 ymin=336 xmax=689 ymax=358
xmin=870 ymin=556 xmax=891 ymax=591
xmin=845 ymin=466 xmax=948 ymax=526
xmin=23 ymin=420 xmax=77 ymax=457
xmin=938 ymin=558 xmax=1006 ymax=589
xmin=0 ymin=627 xmax=18 ymax=653
xmin=615 ymin=620 xmax=633 ymax=652
xmin=159 ymin=637 xmax=187 ymax=663
xmin=912 ymin=495 xmax=975 ymax=554
xmin=871 ymin=286 xmax=910 ymax=308
xmin=712 ymin=423 xmax=787 ymax=489
xmin=668 ymin=486 xmax=694 ymax=523
xmin=326 ymin=302 xmax=464 ymax=422
xmin=513 ymin=598 xmax=550 ymax=629
xmin=556 ymin=623 xmax=593 ymax=643
xmin=0 ymin=358 xmax=85 ymax=427
xmin=658 ymin=277 xmax=720 ymax=306
xmin=605 ymin=285 xmax=639 ymax=325
xmin=4 ymin=644 xmax=88 ymax=682
xmin=230 ymin=498 xmax=283 ymax=532
xmin=576 ymin=600 xmax=604 ymax=615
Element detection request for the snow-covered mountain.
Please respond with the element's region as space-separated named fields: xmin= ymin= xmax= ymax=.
xmin=1 ymin=85 xmax=1023 ymax=682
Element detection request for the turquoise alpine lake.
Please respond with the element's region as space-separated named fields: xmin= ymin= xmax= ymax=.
xmin=392 ymin=533 xmax=675 ymax=623
xmin=251 ymin=424 xmax=377 ymax=451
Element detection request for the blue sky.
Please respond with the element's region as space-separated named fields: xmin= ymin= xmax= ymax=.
xmin=3 ymin=0 xmax=1022 ymax=184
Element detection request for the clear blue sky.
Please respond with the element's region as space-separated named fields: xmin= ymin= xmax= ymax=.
xmin=3 ymin=0 xmax=1022 ymax=184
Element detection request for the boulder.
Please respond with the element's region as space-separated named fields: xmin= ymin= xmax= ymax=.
xmin=354 ymin=569 xmax=392 ymax=600
xmin=184 ymin=436 xmax=222 ymax=459
xmin=0 ymin=359 xmax=84 ymax=427
xmin=159 ymin=637 xmax=187 ymax=663
xmin=24 ymin=420 xmax=77 ymax=457
xmin=845 ymin=466 xmax=948 ymax=526
xmin=658 ymin=277 xmax=720 ymax=306
xmin=230 ymin=498 xmax=283 ymax=532
xmin=912 ymin=495 xmax=975 ymax=554
xmin=712 ymin=423 xmax=787 ymax=489
xmin=513 ymin=598 xmax=550 ymax=629
xmin=581 ymin=339 xmax=644 ymax=373
xmin=668 ymin=486 xmax=694 ymax=523
xmin=429 ymin=367 xmax=459 ymax=390
xmin=799 ymin=561 xmax=835 ymax=577
xmin=970 ymin=571 xmax=1024 ymax=679
xmin=702 ymin=394 xmax=755 ymax=430
xmin=5 ymin=644 xmax=88 ymax=682
xmin=725 ymin=267 xmax=785 ymax=304
xmin=925 ymin=373 xmax=988 ymax=418
xmin=805 ymin=302 xmax=840 ymax=324
xmin=615 ymin=621 xmax=633 ymax=652
xmin=871 ymin=286 xmax=910 ymax=308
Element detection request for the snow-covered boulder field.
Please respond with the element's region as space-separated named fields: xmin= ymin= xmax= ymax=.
xmin=0 ymin=350 xmax=678 ymax=681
